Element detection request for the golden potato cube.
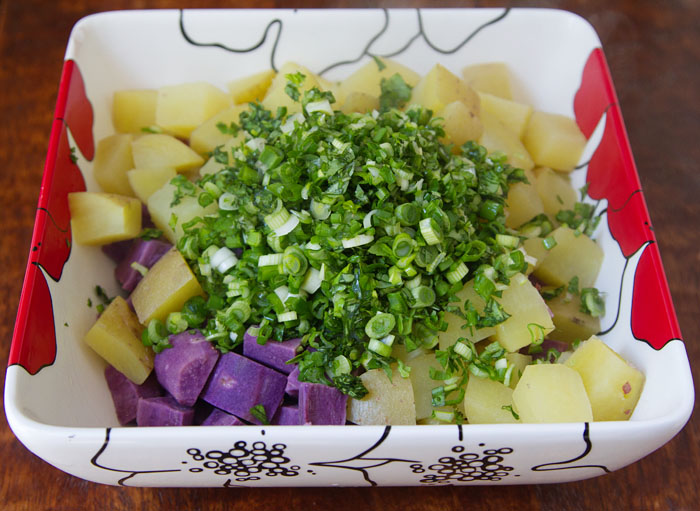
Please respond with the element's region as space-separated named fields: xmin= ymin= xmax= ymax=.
xmin=340 ymin=57 xmax=420 ymax=99
xmin=68 ymin=192 xmax=141 ymax=245
xmin=521 ymin=236 xmax=549 ymax=272
xmin=227 ymin=69 xmax=275 ymax=104
xmin=504 ymin=352 xmax=532 ymax=389
xmin=155 ymin=82 xmax=231 ymax=138
xmin=112 ymin=89 xmax=157 ymax=133
xmin=523 ymin=111 xmax=587 ymax=171
xmin=493 ymin=273 xmax=554 ymax=352
xmin=126 ymin=167 xmax=177 ymax=204
xmin=437 ymin=100 xmax=483 ymax=147
xmin=547 ymin=291 xmax=601 ymax=344
xmin=346 ymin=367 xmax=416 ymax=425
xmin=147 ymin=180 xmax=218 ymax=243
xmin=505 ymin=168 xmax=544 ymax=229
xmin=131 ymin=248 xmax=205 ymax=325
xmin=410 ymin=64 xmax=480 ymax=117
xmin=131 ymin=134 xmax=204 ymax=172
xmin=340 ymin=92 xmax=379 ymax=114
xmin=479 ymin=110 xmax=534 ymax=171
xmin=189 ymin=105 xmax=247 ymax=155
xmin=533 ymin=226 xmax=603 ymax=288
xmin=565 ymin=336 xmax=644 ymax=420
xmin=512 ymin=364 xmax=593 ymax=423
xmin=534 ymin=167 xmax=578 ymax=217
xmin=93 ymin=134 xmax=135 ymax=196
xmin=83 ymin=296 xmax=153 ymax=384
xmin=477 ymin=91 xmax=532 ymax=139
xmin=464 ymin=375 xmax=518 ymax=424
xmin=461 ymin=62 xmax=514 ymax=99
xmin=262 ymin=62 xmax=322 ymax=114
xmin=439 ymin=279 xmax=496 ymax=350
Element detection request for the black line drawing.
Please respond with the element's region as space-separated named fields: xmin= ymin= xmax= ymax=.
xmin=531 ymin=423 xmax=610 ymax=473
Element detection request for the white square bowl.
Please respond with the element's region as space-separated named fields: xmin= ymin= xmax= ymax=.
xmin=5 ymin=8 xmax=694 ymax=487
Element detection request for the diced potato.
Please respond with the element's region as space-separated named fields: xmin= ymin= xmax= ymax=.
xmin=533 ymin=226 xmax=603 ymax=288
xmin=262 ymin=62 xmax=322 ymax=114
xmin=565 ymin=336 xmax=644 ymax=421
xmin=521 ymin=236 xmax=549 ymax=272
xmin=198 ymin=137 xmax=241 ymax=177
xmin=155 ymin=82 xmax=231 ymax=138
xmin=477 ymin=91 xmax=532 ymax=139
xmin=131 ymin=248 xmax=205 ymax=325
xmin=439 ymin=279 xmax=495 ymax=350
xmin=464 ymin=375 xmax=518 ymax=424
xmin=147 ymin=180 xmax=218 ymax=243
xmin=68 ymin=192 xmax=141 ymax=245
xmin=227 ymin=69 xmax=276 ymax=104
xmin=512 ymin=364 xmax=593 ymax=423
xmin=493 ymin=273 xmax=554 ymax=352
xmin=83 ymin=296 xmax=154 ymax=384
xmin=347 ymin=367 xmax=416 ymax=425
xmin=504 ymin=352 xmax=532 ymax=389
xmin=523 ymin=111 xmax=587 ymax=171
xmin=189 ymin=104 xmax=247 ymax=155
xmin=479 ymin=109 xmax=534 ymax=171
xmin=505 ymin=168 xmax=544 ymax=229
xmin=340 ymin=92 xmax=379 ymax=114
xmin=546 ymin=291 xmax=601 ymax=343
xmin=126 ymin=167 xmax=177 ymax=204
xmin=131 ymin=134 xmax=204 ymax=172
xmin=437 ymin=100 xmax=483 ymax=147
xmin=410 ymin=64 xmax=480 ymax=117
xmin=93 ymin=134 xmax=135 ymax=196
xmin=534 ymin=167 xmax=578 ymax=217
xmin=112 ymin=89 xmax=157 ymax=133
xmin=394 ymin=346 xmax=450 ymax=421
xmin=316 ymin=75 xmax=345 ymax=105
xmin=340 ymin=57 xmax=420 ymax=99
xmin=461 ymin=62 xmax=514 ymax=99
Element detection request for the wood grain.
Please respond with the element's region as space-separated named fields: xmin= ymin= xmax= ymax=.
xmin=1 ymin=1 xmax=698 ymax=509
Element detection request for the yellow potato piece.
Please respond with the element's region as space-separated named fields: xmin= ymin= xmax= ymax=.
xmin=462 ymin=62 xmax=514 ymax=100
xmin=409 ymin=63 xmax=480 ymax=117
xmin=505 ymin=168 xmax=544 ymax=229
xmin=340 ymin=91 xmax=379 ymax=114
xmin=437 ymin=100 xmax=483 ymax=147
xmin=512 ymin=364 xmax=593 ymax=423
xmin=112 ymin=89 xmax=157 ymax=133
xmin=546 ymin=291 xmax=601 ymax=344
xmin=477 ymin=91 xmax=532 ymax=139
xmin=227 ymin=69 xmax=275 ymax=104
xmin=131 ymin=133 xmax=204 ymax=172
xmin=340 ymin=57 xmax=420 ymax=99
xmin=464 ymin=375 xmax=518 ymax=424
xmin=534 ymin=166 xmax=578 ymax=217
xmin=155 ymin=82 xmax=231 ymax=138
xmin=523 ymin=110 xmax=587 ymax=171
xmin=93 ymin=134 xmax=135 ymax=196
xmin=131 ymin=248 xmax=205 ymax=325
xmin=126 ymin=167 xmax=177 ymax=204
xmin=479 ymin=109 xmax=534 ymax=171
xmin=439 ymin=279 xmax=495 ymax=350
xmin=565 ymin=336 xmax=644 ymax=421
xmin=347 ymin=367 xmax=416 ymax=425
xmin=189 ymin=104 xmax=247 ymax=155
xmin=504 ymin=352 xmax=532 ymax=389
xmin=83 ymin=296 xmax=153 ymax=384
xmin=68 ymin=191 xmax=141 ymax=245
xmin=262 ymin=62 xmax=322 ymax=114
xmin=147 ymin=180 xmax=218 ymax=243
xmin=533 ymin=226 xmax=603 ymax=288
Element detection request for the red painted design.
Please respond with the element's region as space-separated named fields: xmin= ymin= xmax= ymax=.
xmin=575 ymin=49 xmax=681 ymax=348
xmin=9 ymin=60 xmax=92 ymax=373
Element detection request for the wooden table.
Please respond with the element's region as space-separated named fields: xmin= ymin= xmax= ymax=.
xmin=1 ymin=1 xmax=697 ymax=509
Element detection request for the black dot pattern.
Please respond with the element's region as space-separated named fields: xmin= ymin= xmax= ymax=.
xmin=186 ymin=441 xmax=300 ymax=481
xmin=411 ymin=445 xmax=514 ymax=484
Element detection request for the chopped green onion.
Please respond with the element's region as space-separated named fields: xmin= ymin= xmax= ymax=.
xmin=365 ymin=312 xmax=396 ymax=338
xmin=258 ymin=253 xmax=284 ymax=267
xmin=411 ymin=286 xmax=436 ymax=308
xmin=432 ymin=410 xmax=455 ymax=423
xmin=395 ymin=203 xmax=420 ymax=226
xmin=392 ymin=233 xmax=414 ymax=258
xmin=264 ymin=201 xmax=291 ymax=230
xmin=419 ymin=217 xmax=443 ymax=245
xmin=277 ymin=311 xmax=298 ymax=322
xmin=282 ymin=246 xmax=308 ymax=276
xmin=342 ymin=234 xmax=374 ymax=249
xmin=446 ymin=262 xmax=468 ymax=284
xmin=332 ymin=355 xmax=352 ymax=376
xmin=543 ymin=236 xmax=557 ymax=250
xmin=130 ymin=261 xmax=148 ymax=277
xmin=368 ymin=338 xmax=392 ymax=357
xmin=210 ymin=246 xmax=239 ymax=273
xmin=496 ymin=233 xmax=520 ymax=248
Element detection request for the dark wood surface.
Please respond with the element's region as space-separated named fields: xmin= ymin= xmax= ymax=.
xmin=1 ymin=1 xmax=698 ymax=509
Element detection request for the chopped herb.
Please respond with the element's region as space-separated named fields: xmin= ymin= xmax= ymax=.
xmin=139 ymin=228 xmax=163 ymax=240
xmin=580 ymin=287 xmax=605 ymax=317
xmin=502 ymin=404 xmax=520 ymax=420
xmin=140 ymin=125 xmax=163 ymax=134
xmin=379 ymin=73 xmax=413 ymax=112
xmin=372 ymin=56 xmax=387 ymax=71
xmin=69 ymin=146 xmax=78 ymax=164
xmin=249 ymin=404 xmax=270 ymax=425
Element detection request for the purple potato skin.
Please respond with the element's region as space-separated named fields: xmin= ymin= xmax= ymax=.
xmin=104 ymin=366 xmax=163 ymax=425
xmin=115 ymin=239 xmax=172 ymax=292
xmin=202 ymin=352 xmax=286 ymax=424
xmin=272 ymin=405 xmax=300 ymax=425
xmin=154 ymin=330 xmax=220 ymax=407
xmin=285 ymin=366 xmax=301 ymax=398
xmin=201 ymin=408 xmax=245 ymax=426
xmin=136 ymin=396 xmax=194 ymax=426
xmin=242 ymin=330 xmax=301 ymax=374
xmin=521 ymin=338 xmax=572 ymax=362
xmin=298 ymin=382 xmax=347 ymax=425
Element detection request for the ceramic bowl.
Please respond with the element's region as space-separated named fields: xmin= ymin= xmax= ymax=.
xmin=5 ymin=8 xmax=693 ymax=487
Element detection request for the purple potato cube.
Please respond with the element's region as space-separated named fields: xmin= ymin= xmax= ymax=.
xmin=104 ymin=366 xmax=162 ymax=425
xmin=201 ymin=408 xmax=245 ymax=426
xmin=202 ymin=352 xmax=286 ymax=424
xmin=243 ymin=329 xmax=301 ymax=374
xmin=285 ymin=366 xmax=301 ymax=398
xmin=136 ymin=396 xmax=194 ymax=426
xmin=299 ymin=382 xmax=347 ymax=425
xmin=115 ymin=239 xmax=172 ymax=292
xmin=272 ymin=405 xmax=300 ymax=425
xmin=154 ymin=330 xmax=220 ymax=406
xmin=101 ymin=239 xmax=134 ymax=264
